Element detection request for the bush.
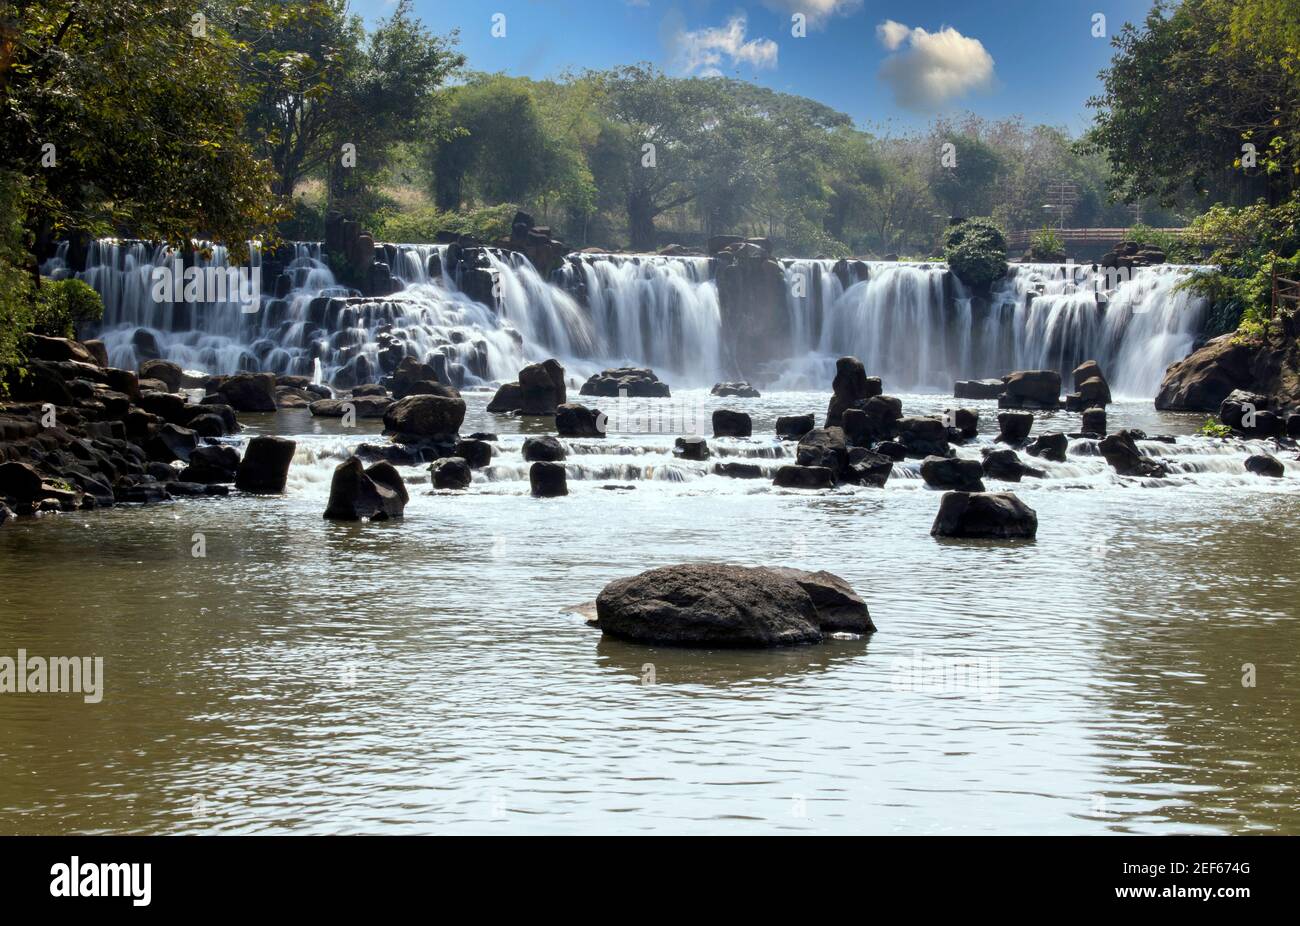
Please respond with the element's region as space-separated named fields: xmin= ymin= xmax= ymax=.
xmin=373 ymin=203 xmax=518 ymax=243
xmin=32 ymin=278 xmax=103 ymax=338
xmin=1029 ymin=226 xmax=1065 ymax=261
xmin=944 ymin=218 xmax=1008 ymax=290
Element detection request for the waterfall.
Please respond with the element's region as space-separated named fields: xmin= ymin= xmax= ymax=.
xmin=776 ymin=260 xmax=1207 ymax=397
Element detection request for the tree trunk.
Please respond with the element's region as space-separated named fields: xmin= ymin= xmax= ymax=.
xmin=627 ymin=190 xmax=657 ymax=252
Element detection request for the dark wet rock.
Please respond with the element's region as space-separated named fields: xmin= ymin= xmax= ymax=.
xmin=580 ymin=366 xmax=669 ymax=399
xmin=796 ymin=427 xmax=849 ymax=476
xmin=1245 ymin=453 xmax=1285 ymax=478
xmin=355 ymin=442 xmax=424 ymax=467
xmin=529 ymin=461 xmax=568 ymax=497
xmin=1082 ymin=407 xmax=1107 ymax=436
xmin=947 ymin=407 xmax=979 ymax=440
xmin=1026 ymin=431 xmax=1068 ymax=463
xmin=215 ymin=372 xmax=277 ymax=412
xmin=713 ymin=462 xmax=764 ymax=479
xmin=352 ymin=383 xmax=389 ymax=398
xmin=555 ymin=403 xmax=605 ymax=438
xmin=387 ymin=357 xmax=452 ymax=400
xmin=773 ymin=464 xmax=835 ymax=489
xmin=997 ymin=411 xmax=1034 ymax=445
xmin=324 ymin=456 xmax=407 ymax=520
xmin=179 ymin=444 xmax=240 ymax=483
xmin=429 ymin=456 xmax=472 ymax=490
xmin=776 ymin=413 xmax=815 ymax=441
xmin=479 ymin=358 xmax=565 ymax=416
xmin=954 ymin=379 xmax=1004 ymax=400
xmin=310 ymin=396 xmax=392 ymax=419
xmin=144 ymin=423 xmax=199 ymax=463
xmin=981 ymin=448 xmax=1044 ymax=482
xmin=999 ymin=370 xmax=1061 ymax=409
xmin=844 ymin=449 xmax=893 ymax=488
xmin=920 ymin=455 xmax=985 ymax=492
xmin=139 ymin=359 xmax=183 ymax=393
xmin=522 ymin=435 xmax=567 ymax=462
xmin=138 ymin=390 xmax=192 ymax=425
xmin=0 ymin=461 xmax=44 ymax=503
xmin=235 ymin=435 xmax=296 ymax=493
xmin=383 ymin=394 xmax=467 ymax=441
xmin=874 ymin=440 xmax=906 ymax=461
xmin=826 ymin=357 xmax=882 ymax=427
xmin=166 ymin=481 xmax=229 ymax=497
xmin=674 ymin=435 xmax=710 ymax=460
xmin=1098 ymin=430 xmax=1169 ymax=478
xmin=454 ymin=438 xmax=493 ymax=469
xmin=1066 ymin=360 xmax=1112 ymax=410
xmin=1219 ymin=389 xmax=1270 ymax=431
xmin=931 ymin=491 xmax=1038 ymax=539
xmin=764 ymin=567 xmax=875 ymax=634
xmin=26 ymin=335 xmax=101 ymax=366
xmin=187 ymin=413 xmax=228 ymax=438
xmin=711 ymin=381 xmax=760 ymax=398
xmin=1155 ymin=334 xmax=1257 ymax=411
xmin=896 ymin=417 xmax=949 ymax=459
xmin=595 ymin=563 xmax=824 ymax=648
xmin=486 ymin=382 xmax=524 ymax=414
xmin=712 ymin=409 xmax=752 ymax=438
xmin=850 ymin=395 xmax=903 ymax=444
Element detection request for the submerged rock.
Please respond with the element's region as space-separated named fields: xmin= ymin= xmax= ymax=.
xmin=981 ymin=448 xmax=1044 ymax=482
xmin=595 ymin=563 xmax=824 ymax=647
xmin=555 ymin=403 xmax=605 ymax=437
xmin=773 ymin=464 xmax=835 ymax=489
xmin=235 ymin=436 xmax=296 ymax=494
xmin=711 ymin=381 xmax=760 ymax=398
xmin=1026 ymin=431 xmax=1068 ymax=463
xmin=429 ymin=456 xmax=472 ymax=490
xmin=920 ymin=455 xmax=985 ymax=492
xmin=844 ymin=449 xmax=893 ymax=488
xmin=1099 ymin=430 xmax=1169 ymax=478
xmin=1245 ymin=453 xmax=1285 ymax=478
xmin=713 ymin=462 xmax=763 ymax=479
xmin=383 ymin=394 xmax=467 ymax=440
xmin=1082 ymin=407 xmax=1107 ymax=436
xmin=674 ymin=435 xmax=710 ymax=460
xmin=310 ymin=396 xmax=391 ymax=418
xmin=454 ymin=438 xmax=493 ymax=469
xmin=931 ymin=491 xmax=1038 ymax=539
xmin=580 ymin=367 xmax=669 ymax=398
xmin=324 ymin=457 xmax=407 ymax=520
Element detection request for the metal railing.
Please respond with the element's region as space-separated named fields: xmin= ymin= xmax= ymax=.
xmin=1004 ymin=227 xmax=1191 ymax=249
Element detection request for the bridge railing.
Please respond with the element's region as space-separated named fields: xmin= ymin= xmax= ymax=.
xmin=1004 ymin=227 xmax=1191 ymax=250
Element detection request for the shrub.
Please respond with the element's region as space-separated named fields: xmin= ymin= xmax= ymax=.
xmin=32 ymin=278 xmax=103 ymax=338
xmin=1029 ymin=226 xmax=1065 ymax=261
xmin=373 ymin=203 xmax=518 ymax=243
xmin=944 ymin=218 xmax=1008 ymax=290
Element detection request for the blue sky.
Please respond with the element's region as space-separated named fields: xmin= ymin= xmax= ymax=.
xmin=353 ymin=0 xmax=1156 ymax=134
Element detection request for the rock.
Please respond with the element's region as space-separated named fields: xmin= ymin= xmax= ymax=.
xmin=999 ymin=370 xmax=1061 ymax=409
xmin=555 ymin=403 xmax=605 ymax=438
xmin=235 ymin=435 xmax=296 ymax=493
xmin=776 ymin=413 xmax=815 ymax=441
xmin=1245 ymin=454 xmax=1285 ymax=478
xmin=144 ymin=423 xmax=199 ymax=463
xmin=1082 ymin=407 xmax=1107 ymax=436
xmin=981 ymin=448 xmax=1044 ymax=482
xmin=454 ymin=438 xmax=492 ymax=468
xmin=310 ymin=396 xmax=391 ymax=419
xmin=530 ymin=461 xmax=568 ymax=497
xmin=826 ymin=357 xmax=882 ymax=426
xmin=522 ymin=435 xmax=567 ymax=462
xmin=773 ymin=464 xmax=835 ymax=489
xmin=712 ymin=409 xmax=752 ymax=438
xmin=595 ymin=563 xmax=824 ymax=647
xmin=931 ymin=491 xmax=1038 ymax=539
xmin=187 ymin=413 xmax=228 ymax=438
xmin=352 ymin=383 xmax=389 ymax=398
xmin=1072 ymin=361 xmax=1112 ymax=406
xmin=997 ymin=411 xmax=1034 ymax=445
xmin=896 ymin=417 xmax=949 ymax=458
xmin=844 ymin=449 xmax=893 ymax=488
xmin=796 ymin=427 xmax=848 ymax=476
xmin=954 ymin=379 xmax=1004 ymax=400
xmin=1025 ymin=432 xmax=1068 ymax=463
xmin=387 ymin=357 xmax=450 ymax=400
xmin=216 ymin=372 xmax=277 ymax=412
xmin=1155 ymin=334 xmax=1257 ymax=411
xmin=580 ymin=367 xmax=670 ymax=399
xmin=0 ymin=461 xmax=44 ymax=503
xmin=674 ymin=435 xmax=710 ymax=460
xmin=764 ymin=567 xmax=875 ymax=634
xmin=429 ymin=456 xmax=472 ymax=490
xmin=1287 ymin=414 xmax=1300 ymax=439
xmin=848 ymin=395 xmax=903 ymax=444
xmin=947 ymin=407 xmax=979 ymax=440
xmin=383 ymin=394 xmax=467 ymax=440
xmin=486 ymin=382 xmax=524 ymax=413
xmin=323 ymin=457 xmax=407 ymax=520
xmin=25 ymin=335 xmax=100 ymax=366
xmin=1098 ymin=430 xmax=1169 ymax=478
xmin=711 ymin=382 xmax=760 ymax=398
xmin=1219 ymin=389 xmax=1270 ymax=430
xmin=139 ymin=359 xmax=183 ymax=393
xmin=179 ymin=444 xmax=240 ymax=483
xmin=920 ymin=455 xmax=985 ymax=492
xmin=516 ymin=359 xmax=569 ymax=412
xmin=713 ymin=462 xmax=764 ymax=479
xmin=0 ymin=502 xmax=14 ymax=525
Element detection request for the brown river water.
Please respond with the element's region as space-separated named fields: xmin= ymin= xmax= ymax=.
xmin=1 ymin=391 xmax=1297 ymax=834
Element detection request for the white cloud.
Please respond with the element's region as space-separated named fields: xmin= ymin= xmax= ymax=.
xmin=876 ymin=22 xmax=995 ymax=110
xmin=669 ymin=13 xmax=779 ymax=76
xmin=761 ymin=0 xmax=862 ymax=29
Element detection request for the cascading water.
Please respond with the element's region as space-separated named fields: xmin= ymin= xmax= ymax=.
xmin=777 ymin=260 xmax=1208 ymax=396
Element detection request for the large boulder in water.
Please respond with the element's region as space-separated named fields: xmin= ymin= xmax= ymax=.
xmin=490 ymin=359 xmax=567 ymax=414
xmin=997 ymin=411 xmax=1034 ymax=445
xmin=310 ymin=396 xmax=391 ymax=419
xmin=235 ymin=435 xmax=296 ymax=493
xmin=712 ymin=409 xmax=752 ymax=437
xmin=764 ymin=567 xmax=875 ymax=634
xmin=711 ymin=381 xmax=760 ymax=398
xmin=387 ymin=357 xmax=450 ymax=400
xmin=776 ymin=413 xmax=815 ymax=441
xmin=595 ymin=563 xmax=824 ymax=647
xmin=1155 ymin=334 xmax=1257 ymax=411
xmin=931 ymin=491 xmax=1038 ymax=539
xmin=429 ymin=456 xmax=472 ymax=490
xmin=773 ymin=464 xmax=835 ymax=489
xmin=530 ymin=461 xmax=568 ymax=497
xmin=216 ymin=372 xmax=277 ymax=412
xmin=1245 ymin=453 xmax=1285 ymax=478
xmin=981 ymin=448 xmax=1044 ymax=482
xmin=1026 ymin=431 xmax=1068 ymax=463
xmin=522 ymin=435 xmax=566 ymax=462
xmin=954 ymin=379 xmax=1004 ymax=400
xmin=139 ymin=359 xmax=183 ymax=393
xmin=180 ymin=444 xmax=240 ymax=483
xmin=999 ymin=370 xmax=1061 ymax=409
xmin=826 ymin=357 xmax=882 ymax=427
xmin=1066 ymin=360 xmax=1112 ymax=409
xmin=897 ymin=416 xmax=950 ymax=458
xmin=580 ymin=367 xmax=669 ymax=398
xmin=1098 ymin=430 xmax=1169 ymax=478
xmin=796 ymin=427 xmax=848 ymax=476
xmin=844 ymin=395 xmax=902 ymax=444
xmin=323 ymin=457 xmax=407 ymax=520
xmin=920 ymin=455 xmax=985 ymax=492
xmin=383 ymin=394 xmax=466 ymax=440
xmin=844 ymin=449 xmax=893 ymax=488
xmin=556 ymin=403 xmax=605 ymax=437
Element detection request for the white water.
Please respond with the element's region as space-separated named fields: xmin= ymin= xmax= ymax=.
xmin=46 ymin=242 xmax=1207 ymax=400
